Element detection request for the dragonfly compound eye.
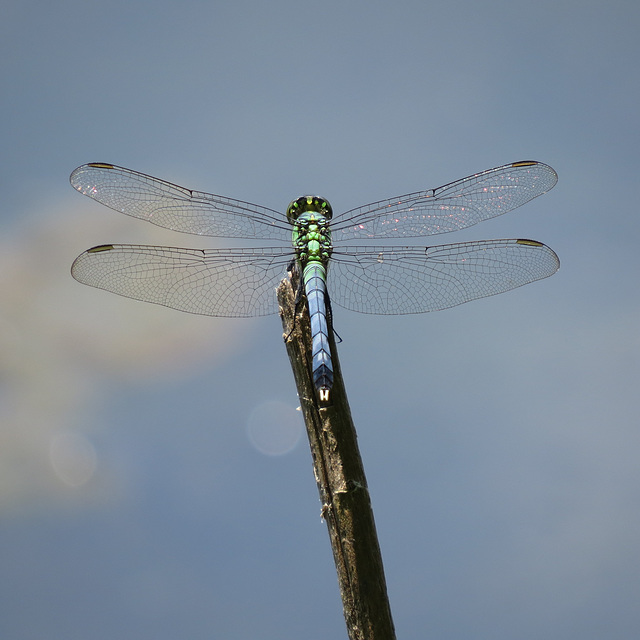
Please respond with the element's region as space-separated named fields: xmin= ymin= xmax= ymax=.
xmin=286 ymin=195 xmax=333 ymax=223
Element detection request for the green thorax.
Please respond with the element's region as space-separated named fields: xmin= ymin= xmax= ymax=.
xmin=287 ymin=195 xmax=333 ymax=268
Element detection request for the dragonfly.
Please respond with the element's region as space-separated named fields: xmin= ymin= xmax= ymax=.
xmin=71 ymin=160 xmax=559 ymax=402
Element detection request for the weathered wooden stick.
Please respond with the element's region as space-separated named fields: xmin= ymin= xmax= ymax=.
xmin=277 ymin=266 xmax=396 ymax=640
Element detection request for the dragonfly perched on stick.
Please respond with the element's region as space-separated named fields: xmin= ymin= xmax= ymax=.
xmin=71 ymin=160 xmax=559 ymax=402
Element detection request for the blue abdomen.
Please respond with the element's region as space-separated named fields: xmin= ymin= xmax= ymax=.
xmin=303 ymin=263 xmax=333 ymax=401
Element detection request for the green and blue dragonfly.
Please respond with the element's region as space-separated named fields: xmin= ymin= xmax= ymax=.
xmin=71 ymin=161 xmax=559 ymax=402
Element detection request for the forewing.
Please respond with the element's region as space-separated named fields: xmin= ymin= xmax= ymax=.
xmin=70 ymin=163 xmax=291 ymax=240
xmin=331 ymin=161 xmax=557 ymax=240
xmin=71 ymin=244 xmax=294 ymax=317
xmin=328 ymin=240 xmax=559 ymax=314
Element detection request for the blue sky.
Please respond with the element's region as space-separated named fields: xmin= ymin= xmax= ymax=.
xmin=1 ymin=0 xmax=639 ymax=638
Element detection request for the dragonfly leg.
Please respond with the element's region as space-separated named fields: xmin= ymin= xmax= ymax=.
xmin=325 ymin=294 xmax=343 ymax=344
xmin=283 ymin=273 xmax=307 ymax=342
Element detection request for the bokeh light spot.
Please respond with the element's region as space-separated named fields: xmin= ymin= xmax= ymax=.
xmin=246 ymin=401 xmax=303 ymax=456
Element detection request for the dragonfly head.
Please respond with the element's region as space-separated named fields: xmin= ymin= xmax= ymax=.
xmin=286 ymin=195 xmax=332 ymax=224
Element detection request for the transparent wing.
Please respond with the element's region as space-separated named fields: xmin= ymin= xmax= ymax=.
xmin=327 ymin=239 xmax=559 ymax=314
xmin=331 ymin=161 xmax=557 ymax=240
xmin=71 ymin=244 xmax=295 ymax=317
xmin=70 ymin=163 xmax=291 ymax=240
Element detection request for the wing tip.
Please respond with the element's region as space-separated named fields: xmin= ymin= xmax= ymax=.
xmin=516 ymin=238 xmax=561 ymax=272
xmin=71 ymin=245 xmax=115 ymax=280
xmin=513 ymin=159 xmax=558 ymax=177
xmin=70 ymin=162 xmax=117 ymax=187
